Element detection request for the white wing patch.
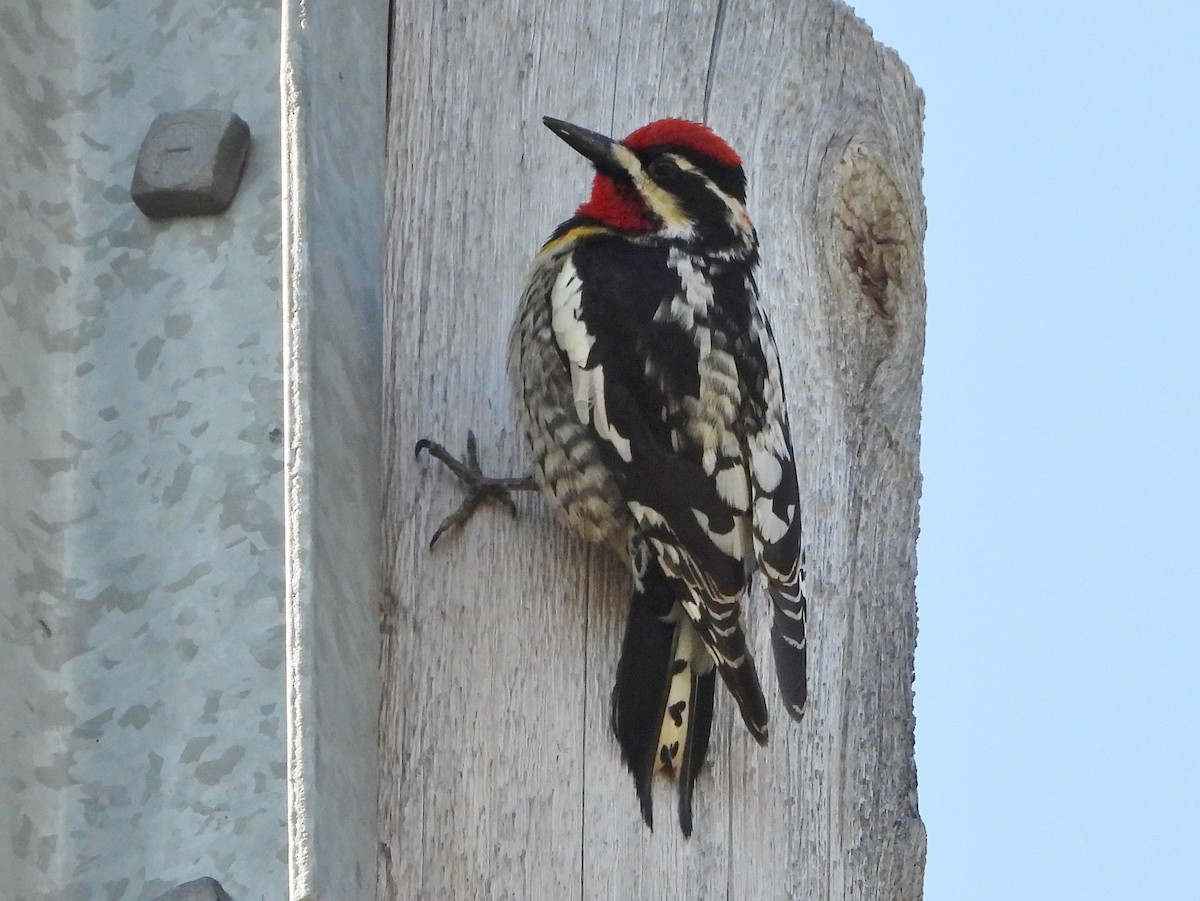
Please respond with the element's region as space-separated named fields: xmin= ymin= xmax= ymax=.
xmin=747 ymin=298 xmax=799 ymax=557
xmin=749 ymin=443 xmax=783 ymax=493
xmin=589 ymin=368 xmax=631 ymax=461
xmin=551 ymin=257 xmax=632 ymax=462
xmin=754 ymin=496 xmax=790 ymax=542
xmin=653 ymin=293 xmax=696 ymax=330
xmin=715 ymin=465 xmax=750 ymax=511
xmin=551 ymin=260 xmax=592 ymax=367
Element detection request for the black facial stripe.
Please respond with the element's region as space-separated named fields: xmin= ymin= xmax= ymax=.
xmin=634 ymin=147 xmax=747 ymax=204
xmin=653 ymin=169 xmax=735 ymax=230
xmin=705 ymin=164 xmax=747 ymax=205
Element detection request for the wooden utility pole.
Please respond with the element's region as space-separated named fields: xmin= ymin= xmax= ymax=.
xmin=381 ymin=1 xmax=926 ymax=897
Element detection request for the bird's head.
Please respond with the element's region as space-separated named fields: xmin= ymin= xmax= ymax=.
xmin=544 ymin=116 xmax=755 ymax=255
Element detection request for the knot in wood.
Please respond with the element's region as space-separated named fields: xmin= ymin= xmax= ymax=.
xmin=833 ymin=141 xmax=912 ymax=321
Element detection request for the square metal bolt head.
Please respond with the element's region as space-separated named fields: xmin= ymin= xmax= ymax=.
xmin=132 ymin=110 xmax=251 ymax=219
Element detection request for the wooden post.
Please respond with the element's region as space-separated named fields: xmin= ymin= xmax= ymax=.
xmin=382 ymin=1 xmax=926 ymax=897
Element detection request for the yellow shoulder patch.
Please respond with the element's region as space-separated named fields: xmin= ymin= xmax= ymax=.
xmin=539 ymin=224 xmax=610 ymax=256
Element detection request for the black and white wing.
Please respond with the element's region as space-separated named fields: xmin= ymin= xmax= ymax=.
xmin=554 ymin=236 xmax=772 ymax=740
xmin=744 ymin=303 xmax=807 ymax=720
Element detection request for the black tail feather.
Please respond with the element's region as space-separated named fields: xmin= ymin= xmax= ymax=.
xmin=612 ymin=559 xmax=676 ymax=831
xmin=676 ymin=667 xmax=715 ymax=837
xmin=713 ymin=652 xmax=769 ymax=745
xmin=768 ymin=581 xmax=808 ymax=720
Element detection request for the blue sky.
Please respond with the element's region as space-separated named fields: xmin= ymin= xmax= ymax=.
xmin=844 ymin=2 xmax=1200 ymax=898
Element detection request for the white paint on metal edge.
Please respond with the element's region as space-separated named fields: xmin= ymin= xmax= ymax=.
xmin=281 ymin=1 xmax=316 ymax=895
xmin=281 ymin=0 xmax=387 ymax=898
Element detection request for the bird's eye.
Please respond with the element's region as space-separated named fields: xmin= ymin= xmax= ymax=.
xmin=649 ymin=156 xmax=681 ymax=181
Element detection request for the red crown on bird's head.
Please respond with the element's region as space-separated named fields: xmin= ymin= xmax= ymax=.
xmin=621 ymin=118 xmax=742 ymax=167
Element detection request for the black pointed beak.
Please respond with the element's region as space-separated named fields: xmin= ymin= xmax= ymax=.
xmin=543 ymin=117 xmax=623 ymax=172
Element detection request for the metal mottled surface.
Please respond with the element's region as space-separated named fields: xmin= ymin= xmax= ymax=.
xmin=0 ymin=1 xmax=286 ymax=898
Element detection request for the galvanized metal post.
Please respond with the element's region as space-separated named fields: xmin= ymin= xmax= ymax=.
xmin=0 ymin=1 xmax=387 ymax=898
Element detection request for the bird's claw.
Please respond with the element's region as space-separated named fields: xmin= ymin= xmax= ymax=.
xmin=415 ymin=431 xmax=535 ymax=549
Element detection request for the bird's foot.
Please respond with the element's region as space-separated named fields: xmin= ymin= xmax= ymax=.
xmin=414 ymin=430 xmax=537 ymax=548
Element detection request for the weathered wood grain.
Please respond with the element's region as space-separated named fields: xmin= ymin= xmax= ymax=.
xmin=381 ymin=1 xmax=926 ymax=897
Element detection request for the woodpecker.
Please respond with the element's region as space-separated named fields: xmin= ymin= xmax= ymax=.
xmin=417 ymin=116 xmax=807 ymax=837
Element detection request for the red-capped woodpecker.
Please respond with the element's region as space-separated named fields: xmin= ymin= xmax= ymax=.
xmin=417 ymin=116 xmax=807 ymax=836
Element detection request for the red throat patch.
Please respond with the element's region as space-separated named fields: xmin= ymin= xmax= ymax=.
xmin=577 ymin=173 xmax=654 ymax=231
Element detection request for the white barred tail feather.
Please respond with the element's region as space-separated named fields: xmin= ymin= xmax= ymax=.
xmin=611 ymin=545 xmax=717 ymax=835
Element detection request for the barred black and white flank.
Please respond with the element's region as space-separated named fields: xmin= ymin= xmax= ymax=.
xmin=422 ymin=116 xmax=807 ymax=836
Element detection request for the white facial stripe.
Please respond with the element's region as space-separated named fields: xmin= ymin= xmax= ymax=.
xmin=611 ymin=145 xmax=694 ymax=238
xmin=619 ymin=148 xmax=754 ymax=247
